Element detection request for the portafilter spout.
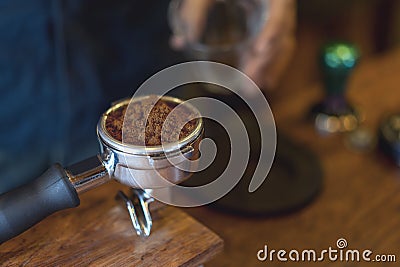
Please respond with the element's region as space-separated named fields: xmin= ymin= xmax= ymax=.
xmin=0 ymin=95 xmax=203 ymax=243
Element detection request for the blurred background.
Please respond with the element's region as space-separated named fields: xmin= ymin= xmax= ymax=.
xmin=285 ymin=0 xmax=400 ymax=91
xmin=184 ymin=0 xmax=400 ymax=266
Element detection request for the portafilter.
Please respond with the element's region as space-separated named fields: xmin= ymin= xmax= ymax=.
xmin=0 ymin=95 xmax=203 ymax=243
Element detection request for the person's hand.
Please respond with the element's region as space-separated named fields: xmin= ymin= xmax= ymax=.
xmin=242 ymin=0 xmax=296 ymax=94
xmin=170 ymin=0 xmax=214 ymax=49
xmin=170 ymin=0 xmax=297 ymax=95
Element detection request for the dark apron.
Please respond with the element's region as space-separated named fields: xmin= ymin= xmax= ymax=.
xmin=0 ymin=0 xmax=179 ymax=194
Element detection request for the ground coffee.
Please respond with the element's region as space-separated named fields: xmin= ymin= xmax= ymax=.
xmin=105 ymin=96 xmax=198 ymax=146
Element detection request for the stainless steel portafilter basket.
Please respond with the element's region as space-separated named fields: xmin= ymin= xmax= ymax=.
xmin=0 ymin=95 xmax=203 ymax=243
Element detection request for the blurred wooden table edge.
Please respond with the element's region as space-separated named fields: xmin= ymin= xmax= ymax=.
xmin=0 ymin=181 xmax=223 ymax=267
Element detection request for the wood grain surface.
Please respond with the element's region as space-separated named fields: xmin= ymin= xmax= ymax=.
xmin=185 ymin=45 xmax=400 ymax=266
xmin=0 ymin=182 xmax=223 ymax=267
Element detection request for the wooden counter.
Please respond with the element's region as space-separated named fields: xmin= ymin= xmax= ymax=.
xmin=186 ymin=48 xmax=400 ymax=266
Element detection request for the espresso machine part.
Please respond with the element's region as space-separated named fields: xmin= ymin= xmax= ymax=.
xmin=0 ymin=96 xmax=203 ymax=243
xmin=312 ymin=42 xmax=361 ymax=134
xmin=115 ymin=189 xmax=154 ymax=237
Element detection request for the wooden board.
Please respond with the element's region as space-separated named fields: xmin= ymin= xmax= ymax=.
xmin=0 ymin=182 xmax=223 ymax=267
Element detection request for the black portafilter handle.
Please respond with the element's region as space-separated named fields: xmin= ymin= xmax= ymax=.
xmin=0 ymin=164 xmax=80 ymax=243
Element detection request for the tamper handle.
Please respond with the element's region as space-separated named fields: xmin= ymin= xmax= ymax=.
xmin=0 ymin=164 xmax=80 ymax=243
xmin=320 ymin=42 xmax=359 ymax=96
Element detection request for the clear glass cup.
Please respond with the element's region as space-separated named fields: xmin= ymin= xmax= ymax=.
xmin=169 ymin=0 xmax=269 ymax=66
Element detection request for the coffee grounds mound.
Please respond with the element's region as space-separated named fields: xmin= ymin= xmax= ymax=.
xmin=105 ymin=96 xmax=198 ymax=146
